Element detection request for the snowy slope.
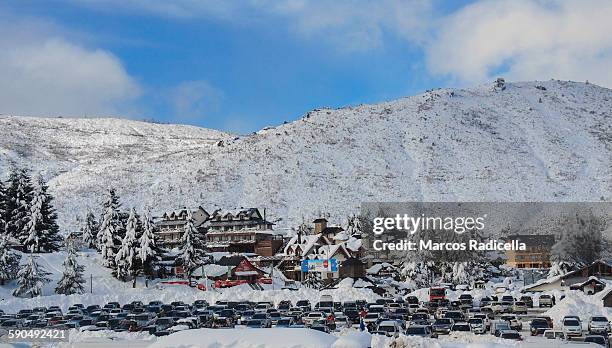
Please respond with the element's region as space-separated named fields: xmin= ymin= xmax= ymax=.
xmin=1 ymin=79 xmax=611 ymax=231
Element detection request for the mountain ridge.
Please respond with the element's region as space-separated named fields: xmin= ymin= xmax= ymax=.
xmin=1 ymin=79 xmax=611 ymax=231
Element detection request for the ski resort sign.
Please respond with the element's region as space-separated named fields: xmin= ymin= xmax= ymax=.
xmin=301 ymin=259 xmax=338 ymax=273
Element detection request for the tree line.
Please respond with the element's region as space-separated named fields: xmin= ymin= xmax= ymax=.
xmin=0 ymin=166 xmax=84 ymax=297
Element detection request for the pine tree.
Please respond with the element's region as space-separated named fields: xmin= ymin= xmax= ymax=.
xmin=114 ymin=207 xmax=138 ymax=281
xmin=81 ymin=210 xmax=98 ymax=249
xmin=55 ymin=244 xmax=86 ymax=295
xmin=5 ymin=167 xmax=33 ymax=239
xmin=138 ymin=207 xmax=162 ymax=276
xmin=177 ymin=211 xmax=207 ymax=281
xmin=13 ymin=252 xmax=51 ymax=298
xmin=97 ymin=189 xmax=122 ymax=267
xmin=0 ymin=234 xmax=21 ymax=285
xmin=22 ymin=175 xmax=62 ymax=253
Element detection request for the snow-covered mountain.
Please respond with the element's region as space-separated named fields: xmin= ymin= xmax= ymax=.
xmin=1 ymin=80 xmax=611 ymax=231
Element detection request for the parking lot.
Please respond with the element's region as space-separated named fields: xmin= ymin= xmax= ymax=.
xmin=0 ymin=293 xmax=610 ymax=346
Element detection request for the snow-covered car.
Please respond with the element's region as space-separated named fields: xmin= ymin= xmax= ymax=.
xmin=375 ymin=320 xmax=403 ymax=338
xmin=468 ymin=318 xmax=486 ymax=334
xmin=432 ymin=318 xmax=454 ymax=334
xmin=511 ymin=301 xmax=527 ymax=314
xmin=588 ymin=316 xmax=610 ymax=334
xmin=562 ymin=318 xmax=582 ymax=337
xmin=405 ymin=325 xmax=437 ymax=338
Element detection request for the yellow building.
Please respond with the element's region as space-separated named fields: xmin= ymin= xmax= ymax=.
xmin=505 ymin=234 xmax=554 ymax=269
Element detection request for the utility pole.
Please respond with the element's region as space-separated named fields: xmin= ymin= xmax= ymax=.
xmin=90 ymin=274 xmax=93 ymax=294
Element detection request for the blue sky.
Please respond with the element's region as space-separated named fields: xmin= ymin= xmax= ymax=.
xmin=2 ymin=1 xmax=611 ymax=133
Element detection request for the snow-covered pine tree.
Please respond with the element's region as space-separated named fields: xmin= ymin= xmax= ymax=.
xmin=13 ymin=251 xmax=51 ymax=298
xmin=177 ymin=211 xmax=207 ymax=281
xmin=5 ymin=167 xmax=33 ymax=239
xmin=401 ymin=261 xmax=434 ymax=289
xmin=55 ymin=243 xmax=85 ymax=295
xmin=138 ymin=207 xmax=162 ymax=277
xmin=81 ymin=210 xmax=98 ymax=249
xmin=114 ymin=207 xmax=139 ymax=281
xmin=22 ymin=175 xmax=62 ymax=253
xmin=0 ymin=234 xmax=21 ymax=285
xmin=97 ymin=189 xmax=122 ymax=267
xmin=346 ymin=214 xmax=363 ymax=237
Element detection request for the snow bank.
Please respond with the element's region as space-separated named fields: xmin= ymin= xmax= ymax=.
xmin=332 ymin=331 xmax=371 ymax=348
xmin=149 ymin=328 xmax=337 ymax=348
xmin=544 ymin=284 xmax=612 ymax=326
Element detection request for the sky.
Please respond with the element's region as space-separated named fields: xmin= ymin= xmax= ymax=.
xmin=1 ymin=0 xmax=611 ymax=134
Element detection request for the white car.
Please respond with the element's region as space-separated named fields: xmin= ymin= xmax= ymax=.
xmin=376 ymin=320 xmax=402 ymax=338
xmin=512 ymin=301 xmax=527 ymax=314
xmin=543 ymin=329 xmax=565 ymax=340
xmin=467 ymin=318 xmax=486 ymax=334
xmin=562 ymin=318 xmax=582 ymax=337
xmin=588 ymin=316 xmax=610 ymax=334
xmin=302 ymin=312 xmax=324 ymax=326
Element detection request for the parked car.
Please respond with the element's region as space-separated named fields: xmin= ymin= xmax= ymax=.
xmin=452 ymin=322 xmax=471 ymax=332
xmin=519 ymin=295 xmax=533 ymax=308
xmin=468 ymin=318 xmax=486 ymax=334
xmin=491 ymin=321 xmax=511 ymax=336
xmin=562 ymin=318 xmax=582 ymax=337
xmin=250 ymin=313 xmax=272 ymax=328
xmin=512 ymin=301 xmax=527 ymax=314
xmin=539 ymin=294 xmax=553 ymax=308
xmin=500 ymin=315 xmax=522 ymax=331
xmin=584 ymin=335 xmax=609 ymax=347
xmin=405 ymin=325 xmax=437 ymax=338
xmin=588 ymin=316 xmax=610 ymax=334
xmin=432 ymin=318 xmax=454 ymax=335
xmin=499 ymin=330 xmax=523 ymax=341
xmin=543 ymin=329 xmax=565 ymax=340
xmin=375 ymin=320 xmax=403 ymax=338
xmin=530 ymin=318 xmax=551 ymax=336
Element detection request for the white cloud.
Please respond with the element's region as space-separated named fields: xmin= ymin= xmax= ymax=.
xmin=170 ymin=80 xmax=223 ymax=123
xmin=68 ymin=0 xmax=433 ymax=52
xmin=425 ymin=0 xmax=612 ymax=87
xmin=0 ymin=14 xmax=141 ymax=117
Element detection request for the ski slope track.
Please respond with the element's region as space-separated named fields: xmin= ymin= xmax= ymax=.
xmin=1 ymin=80 xmax=611 ymax=231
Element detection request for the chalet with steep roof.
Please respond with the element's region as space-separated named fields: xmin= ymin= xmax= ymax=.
xmin=155 ymin=206 xmax=209 ymax=248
